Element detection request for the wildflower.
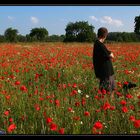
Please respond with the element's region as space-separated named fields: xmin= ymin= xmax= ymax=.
xmin=126 ymin=94 xmax=133 ymax=99
xmin=55 ymin=99 xmax=60 ymax=107
xmin=86 ymin=95 xmax=89 ymax=98
xmin=68 ymin=107 xmax=73 ymax=112
xmin=5 ymin=95 xmax=11 ymax=100
xmin=94 ymin=95 xmax=99 ymax=100
xmin=78 ymin=89 xmax=82 ymax=94
xmin=124 ymin=81 xmax=129 ymax=85
xmin=84 ymin=111 xmax=90 ymax=116
xmin=4 ymin=110 xmax=10 ymax=116
xmin=81 ymin=98 xmax=86 ymax=106
xmin=73 ymin=116 xmax=80 ymax=121
xmin=129 ymin=115 xmax=135 ymax=122
xmin=117 ymin=82 xmax=122 ymax=88
xmin=129 ymin=105 xmax=135 ymax=110
xmin=137 ymin=95 xmax=140 ymax=99
xmin=70 ymin=90 xmax=78 ymax=96
xmin=62 ymin=84 xmax=67 ymax=89
xmin=39 ymin=97 xmax=44 ymax=101
xmin=116 ymin=91 xmax=122 ymax=97
xmin=58 ymin=128 xmax=64 ymax=134
xmin=50 ymin=123 xmax=57 ymax=131
xmin=75 ymin=102 xmax=80 ymax=107
xmin=34 ymin=104 xmax=40 ymax=111
xmin=122 ymin=106 xmax=128 ymax=113
xmin=7 ymin=124 xmax=16 ymax=133
xmin=15 ymin=81 xmax=20 ymax=85
xmin=110 ymin=106 xmax=115 ymax=110
xmin=120 ymin=100 xmax=127 ymax=106
xmin=20 ymin=85 xmax=27 ymax=92
xmin=102 ymin=102 xmax=111 ymax=110
xmin=72 ymin=83 xmax=77 ymax=88
xmin=101 ymin=89 xmax=106 ymax=95
xmin=46 ymin=117 xmax=52 ymax=124
xmin=93 ymin=121 xmax=103 ymax=130
xmin=9 ymin=118 xmax=13 ymax=123
xmin=95 ymin=109 xmax=100 ymax=113
xmin=133 ymin=120 xmax=140 ymax=128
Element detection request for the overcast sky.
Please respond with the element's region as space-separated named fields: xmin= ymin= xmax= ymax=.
xmin=0 ymin=6 xmax=140 ymax=35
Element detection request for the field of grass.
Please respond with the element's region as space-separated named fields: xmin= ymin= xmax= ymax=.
xmin=0 ymin=42 xmax=140 ymax=134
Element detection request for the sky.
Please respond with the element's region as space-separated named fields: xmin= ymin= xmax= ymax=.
xmin=0 ymin=6 xmax=140 ymax=36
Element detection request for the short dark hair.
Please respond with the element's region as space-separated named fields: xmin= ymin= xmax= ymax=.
xmin=97 ymin=27 xmax=108 ymax=38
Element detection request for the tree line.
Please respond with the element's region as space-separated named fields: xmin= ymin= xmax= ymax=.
xmin=0 ymin=15 xmax=140 ymax=43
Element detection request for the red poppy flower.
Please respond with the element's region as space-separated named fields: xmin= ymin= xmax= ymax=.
xmin=101 ymin=89 xmax=106 ymax=95
xmin=134 ymin=120 xmax=140 ymax=128
xmin=70 ymin=90 xmax=78 ymax=96
xmin=129 ymin=105 xmax=135 ymax=110
xmin=137 ymin=95 xmax=140 ymax=99
xmin=102 ymin=102 xmax=111 ymax=110
xmin=58 ymin=128 xmax=65 ymax=134
xmin=68 ymin=107 xmax=73 ymax=112
xmin=120 ymin=100 xmax=127 ymax=106
xmin=110 ymin=106 xmax=115 ymax=110
xmin=46 ymin=117 xmax=52 ymax=124
xmin=129 ymin=115 xmax=135 ymax=122
xmin=4 ymin=110 xmax=10 ymax=116
xmin=9 ymin=118 xmax=13 ymax=123
xmin=122 ymin=106 xmax=128 ymax=113
xmin=5 ymin=95 xmax=10 ymax=100
xmin=50 ymin=123 xmax=57 ymax=131
xmin=93 ymin=121 xmax=103 ymax=130
xmin=72 ymin=83 xmax=77 ymax=88
xmin=39 ymin=97 xmax=44 ymax=101
xmin=20 ymin=85 xmax=27 ymax=92
xmin=73 ymin=116 xmax=80 ymax=121
xmin=116 ymin=92 xmax=122 ymax=97
xmin=95 ymin=109 xmax=100 ymax=113
xmin=7 ymin=123 xmax=16 ymax=133
xmin=84 ymin=111 xmax=90 ymax=116
xmin=124 ymin=81 xmax=129 ymax=85
xmin=55 ymin=99 xmax=60 ymax=107
xmin=15 ymin=81 xmax=20 ymax=85
xmin=75 ymin=102 xmax=80 ymax=107
xmin=126 ymin=94 xmax=133 ymax=99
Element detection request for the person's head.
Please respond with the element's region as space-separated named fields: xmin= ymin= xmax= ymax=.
xmin=97 ymin=27 xmax=108 ymax=41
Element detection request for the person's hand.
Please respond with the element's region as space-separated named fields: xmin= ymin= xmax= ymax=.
xmin=110 ymin=52 xmax=114 ymax=58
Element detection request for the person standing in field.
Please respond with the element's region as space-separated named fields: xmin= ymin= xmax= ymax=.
xmin=93 ymin=27 xmax=116 ymax=99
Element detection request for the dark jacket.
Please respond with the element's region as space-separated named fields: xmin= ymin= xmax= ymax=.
xmin=93 ymin=39 xmax=114 ymax=79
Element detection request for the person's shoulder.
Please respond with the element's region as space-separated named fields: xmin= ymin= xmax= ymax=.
xmin=94 ymin=39 xmax=99 ymax=45
xmin=94 ymin=39 xmax=103 ymax=46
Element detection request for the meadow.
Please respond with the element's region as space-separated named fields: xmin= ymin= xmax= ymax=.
xmin=0 ymin=42 xmax=140 ymax=134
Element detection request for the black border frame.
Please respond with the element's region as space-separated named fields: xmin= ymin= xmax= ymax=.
xmin=0 ymin=1 xmax=140 ymax=140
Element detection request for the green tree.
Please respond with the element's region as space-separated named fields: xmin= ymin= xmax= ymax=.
xmin=47 ymin=34 xmax=65 ymax=42
xmin=0 ymin=35 xmax=5 ymax=42
xmin=29 ymin=27 xmax=48 ymax=42
xmin=134 ymin=15 xmax=140 ymax=35
xmin=17 ymin=34 xmax=27 ymax=42
xmin=64 ymin=21 xmax=96 ymax=42
xmin=4 ymin=27 xmax=18 ymax=42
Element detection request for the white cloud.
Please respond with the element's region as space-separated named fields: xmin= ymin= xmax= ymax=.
xmin=89 ymin=16 xmax=98 ymax=21
xmin=30 ymin=16 xmax=39 ymax=24
xmin=8 ymin=16 xmax=14 ymax=21
xmin=100 ymin=16 xmax=123 ymax=27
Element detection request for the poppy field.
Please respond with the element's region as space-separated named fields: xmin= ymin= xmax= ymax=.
xmin=0 ymin=42 xmax=140 ymax=134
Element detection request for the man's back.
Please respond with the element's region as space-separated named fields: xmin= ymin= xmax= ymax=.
xmin=93 ymin=39 xmax=114 ymax=79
